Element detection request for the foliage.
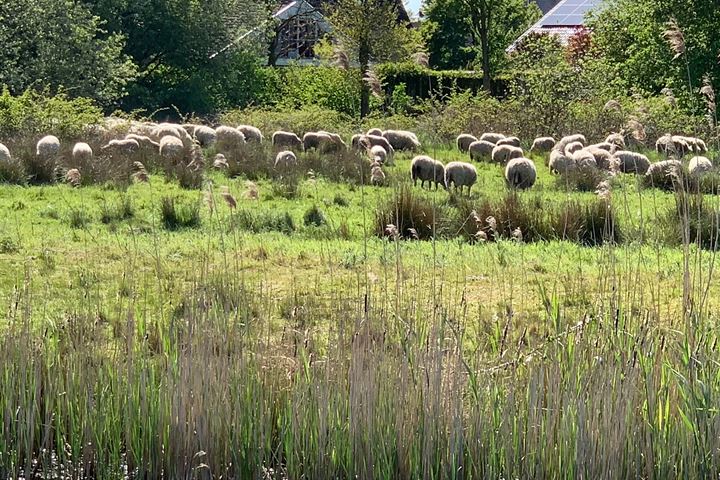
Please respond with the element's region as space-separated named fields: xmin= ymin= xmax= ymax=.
xmin=222 ymin=106 xmax=357 ymax=138
xmin=232 ymin=208 xmax=296 ymax=235
xmin=0 ymin=0 xmax=137 ymax=107
xmin=375 ymin=62 xmax=485 ymax=100
xmin=277 ymin=66 xmax=361 ymax=117
xmin=303 ymin=204 xmax=327 ymax=227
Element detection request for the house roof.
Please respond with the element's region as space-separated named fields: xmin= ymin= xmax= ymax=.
xmin=507 ymin=0 xmax=604 ymax=52
xmin=304 ymin=0 xmax=410 ymax=23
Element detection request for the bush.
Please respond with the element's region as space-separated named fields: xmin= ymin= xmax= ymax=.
xmin=276 ymin=66 xmax=361 ymax=117
xmin=303 ymin=205 xmax=326 ymax=227
xmin=160 ymin=196 xmax=201 ymax=230
xmin=376 ymin=62 xmax=485 ymax=100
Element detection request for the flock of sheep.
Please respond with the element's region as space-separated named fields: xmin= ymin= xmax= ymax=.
xmin=0 ymin=119 xmax=713 ymax=195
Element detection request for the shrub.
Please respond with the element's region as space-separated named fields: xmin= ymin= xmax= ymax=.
xmin=221 ymin=106 xmax=356 ymax=139
xmin=276 ymin=66 xmax=361 ymax=117
xmin=160 ymin=196 xmax=201 ymax=230
xmin=375 ymin=187 xmax=446 ymax=240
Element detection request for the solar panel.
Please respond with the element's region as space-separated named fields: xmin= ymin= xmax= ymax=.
xmin=538 ymin=0 xmax=602 ymax=27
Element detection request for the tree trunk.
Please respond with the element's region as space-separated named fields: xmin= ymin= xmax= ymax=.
xmin=359 ymin=41 xmax=371 ymax=118
xmin=480 ymin=27 xmax=491 ymax=93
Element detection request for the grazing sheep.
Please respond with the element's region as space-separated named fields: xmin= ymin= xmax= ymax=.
xmin=554 ymin=134 xmax=586 ymax=154
xmin=671 ymin=136 xmax=692 ymax=157
xmin=367 ymin=128 xmax=383 ymax=137
xmin=645 ymin=159 xmax=684 ymax=189
xmin=457 ymin=134 xmax=478 ymax=153
xmin=496 ymin=136 xmax=521 ymax=148
xmin=36 ymin=135 xmax=60 ymax=157
xmin=491 ymin=144 xmax=524 ymax=164
xmin=530 ymin=137 xmax=556 ymax=153
xmin=469 ymin=140 xmax=496 ymax=162
xmin=614 ymin=151 xmax=651 ymax=174
xmin=193 ymin=126 xmax=217 ymax=147
xmin=213 ymin=154 xmax=229 ymax=169
xmin=274 ymin=150 xmax=297 ymax=168
xmin=445 ymin=161 xmax=477 ymax=194
xmin=237 ymin=125 xmax=264 ymax=143
xmin=605 ymin=133 xmax=626 ymax=149
xmin=102 ymin=139 xmax=140 ymax=154
xmin=505 ymin=157 xmax=537 ymax=190
xmin=303 ymin=132 xmax=332 ymax=151
xmin=371 ymin=166 xmax=386 ymax=186
xmin=355 ymin=134 xmax=394 ymax=157
xmin=382 ymin=130 xmax=421 ymax=151
xmin=318 ymin=131 xmax=347 ymax=150
xmin=159 ymin=135 xmax=185 ymax=159
xmin=572 ymin=149 xmax=598 ymax=170
xmin=480 ymin=133 xmax=505 ymax=144
xmin=125 ymin=134 xmax=160 ymax=149
xmin=587 ymin=142 xmax=615 ymax=152
xmin=655 ymin=134 xmax=674 ymax=156
xmin=152 ymin=124 xmax=182 ymax=141
xmin=216 ymin=126 xmax=246 ymax=150
xmin=586 ymin=147 xmax=617 ymax=172
xmin=548 ymin=150 xmax=576 ymax=174
xmin=0 ymin=143 xmax=10 ymax=162
xmin=370 ymin=145 xmax=387 ymax=164
xmin=688 ymin=156 xmax=713 ymax=178
xmin=72 ymin=142 xmax=93 ymax=162
xmin=564 ymin=141 xmax=584 ymax=156
xmin=410 ymin=155 xmax=445 ymax=190
xmin=694 ymin=138 xmax=708 ymax=153
xmin=272 ymin=131 xmax=303 ymax=150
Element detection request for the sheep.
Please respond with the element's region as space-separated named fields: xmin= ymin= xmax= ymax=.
xmin=445 ymin=162 xmax=477 ymax=194
xmin=693 ymin=138 xmax=708 ymax=153
xmin=688 ymin=156 xmax=713 ymax=178
xmin=102 ymin=139 xmax=140 ymax=154
xmin=491 ymin=144 xmax=524 ymax=164
xmin=36 ymin=135 xmax=60 ymax=157
xmin=367 ymin=128 xmax=383 ymax=137
xmin=530 ymin=137 xmax=556 ymax=153
xmin=656 ymin=134 xmax=691 ymax=157
xmin=193 ymin=126 xmax=217 ymax=147
xmin=129 ymin=122 xmax=156 ymax=137
xmin=554 ymin=134 xmax=586 ymax=154
xmin=216 ymin=126 xmax=246 ymax=150
xmin=587 ymin=142 xmax=615 ymax=152
xmin=353 ymin=134 xmax=394 ymax=157
xmin=318 ymin=131 xmax=347 ymax=150
xmin=159 ymin=135 xmax=185 ymax=159
xmin=586 ymin=147 xmax=618 ymax=172
xmin=605 ymin=133 xmax=626 ymax=149
xmin=614 ymin=151 xmax=651 ymax=174
xmin=457 ymin=134 xmax=478 ymax=153
xmin=382 ymin=130 xmax=421 ymax=151
xmin=644 ymin=159 xmax=684 ymax=189
xmin=152 ymin=124 xmax=182 ymax=141
xmin=505 ymin=158 xmax=537 ymax=190
xmin=671 ymin=136 xmax=692 ymax=156
xmin=237 ymin=125 xmax=264 ymax=143
xmin=468 ymin=140 xmax=496 ymax=162
xmin=496 ymin=136 xmax=521 ymax=148
xmin=0 ymin=143 xmax=11 ymax=163
xmin=213 ymin=154 xmax=229 ymax=169
xmin=548 ymin=150 xmax=576 ymax=174
xmin=72 ymin=142 xmax=93 ymax=162
xmin=371 ymin=166 xmax=386 ymax=186
xmin=564 ymin=141 xmax=584 ymax=156
xmin=572 ymin=149 xmax=598 ymax=170
xmin=272 ymin=131 xmax=303 ymax=150
xmin=480 ymin=133 xmax=505 ymax=144
xmin=125 ymin=134 xmax=160 ymax=149
xmin=274 ymin=150 xmax=297 ymax=168
xmin=303 ymin=132 xmax=332 ymax=151
xmin=410 ymin=155 xmax=445 ymax=190
xmin=370 ymin=145 xmax=387 ymax=164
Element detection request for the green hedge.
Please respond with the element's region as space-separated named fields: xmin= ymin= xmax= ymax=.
xmin=375 ymin=62 xmax=491 ymax=99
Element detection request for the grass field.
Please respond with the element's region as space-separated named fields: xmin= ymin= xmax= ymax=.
xmin=2 ymin=137 xmax=720 ymax=478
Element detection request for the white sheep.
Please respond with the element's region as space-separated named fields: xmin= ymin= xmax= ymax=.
xmin=645 ymin=159 xmax=684 ymax=188
xmin=614 ymin=151 xmax=651 ymax=174
xmin=370 ymin=145 xmax=387 ymax=164
xmin=353 ymin=134 xmax=394 ymax=157
xmin=468 ymin=140 xmax=495 ymax=162
xmin=303 ymin=132 xmax=332 ymax=151
xmin=605 ymin=133 xmax=626 ymax=149
xmin=444 ymin=161 xmax=477 ymax=194
xmin=480 ymin=133 xmax=505 ymax=144
xmin=382 ymin=130 xmax=421 ymax=151
xmin=505 ymin=157 xmax=537 ymax=190
xmin=125 ymin=134 xmax=160 ymax=149
xmin=72 ymin=142 xmax=93 ymax=162
xmin=585 ymin=147 xmax=617 ymax=172
xmin=548 ymin=150 xmax=576 ymax=174
xmin=0 ymin=143 xmax=11 ymax=163
xmin=366 ymin=128 xmax=383 ymax=137
xmin=587 ymin=142 xmax=615 ymax=152
xmin=492 ymin=144 xmax=524 ymax=164
xmin=496 ymin=136 xmax=521 ymax=148
xmin=318 ymin=131 xmax=347 ymax=151
xmin=688 ymin=156 xmax=712 ymax=178
xmin=564 ymin=141 xmax=584 ymax=156
xmin=193 ymin=126 xmax=217 ymax=147
xmin=457 ymin=134 xmax=478 ymax=153
xmin=237 ymin=125 xmax=264 ymax=143
xmin=159 ymin=135 xmax=185 ymax=159
xmin=272 ymin=131 xmax=303 ymax=150
xmin=554 ymin=134 xmax=586 ymax=154
xmin=572 ymin=149 xmax=598 ymax=170
xmin=216 ymin=126 xmax=246 ymax=150
xmin=36 ymin=135 xmax=60 ymax=157
xmin=410 ymin=155 xmax=445 ymax=190
xmin=371 ymin=166 xmax=386 ymax=186
xmin=102 ymin=139 xmax=140 ymax=154
xmin=530 ymin=137 xmax=555 ymax=153
xmin=274 ymin=150 xmax=297 ymax=168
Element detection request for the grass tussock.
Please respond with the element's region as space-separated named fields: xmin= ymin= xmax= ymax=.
xmin=375 ymin=186 xmax=444 ymax=240
xmin=231 ymin=208 xmax=296 ymax=235
xmin=160 ymin=196 xmax=201 ymax=230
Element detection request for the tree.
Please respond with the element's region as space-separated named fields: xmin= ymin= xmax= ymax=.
xmin=421 ymin=0 xmax=540 ymax=91
xmin=0 ymin=0 xmax=137 ymax=107
xmin=588 ymin=0 xmax=720 ymax=101
xmin=328 ymin=0 xmax=416 ymax=117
